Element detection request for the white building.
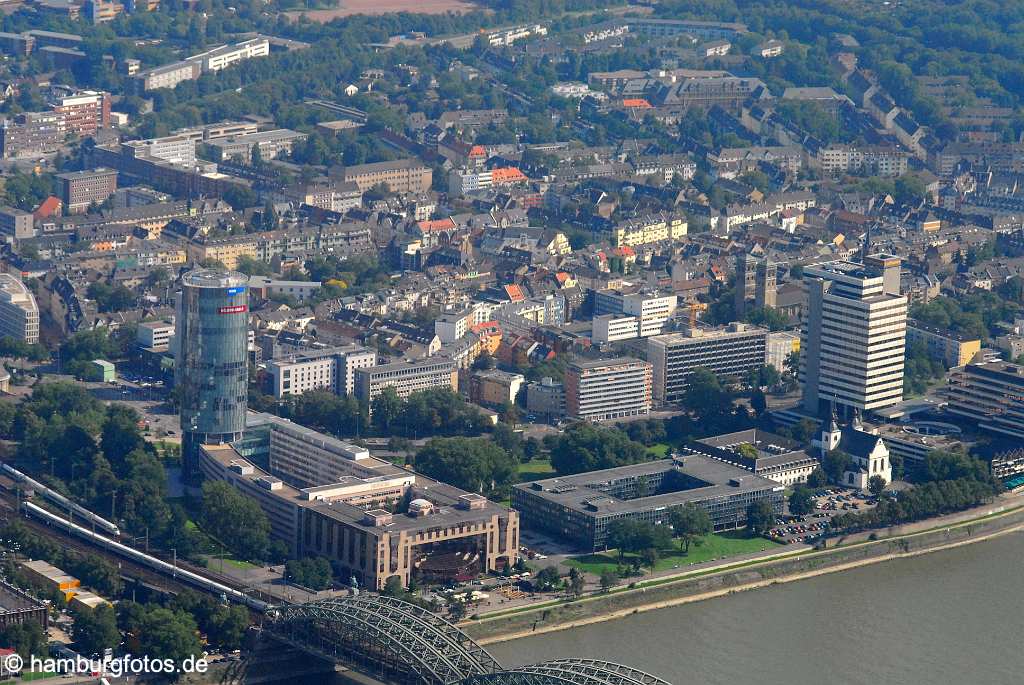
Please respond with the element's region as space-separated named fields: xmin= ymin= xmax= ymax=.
xmin=266 ymin=345 xmax=377 ymax=399
xmin=0 ymin=274 xmax=38 ymax=344
xmin=565 ymin=357 xmax=652 ymax=422
xmin=355 ymin=358 xmax=458 ymax=408
xmin=137 ymin=319 xmax=174 ymax=350
xmin=801 ymin=255 xmax=907 ymax=416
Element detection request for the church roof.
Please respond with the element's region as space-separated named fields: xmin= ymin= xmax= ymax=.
xmin=838 ymin=428 xmax=881 ymax=458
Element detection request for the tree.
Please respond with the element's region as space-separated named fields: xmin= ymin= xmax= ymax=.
xmin=640 ymin=547 xmax=659 ymax=572
xmin=670 ymin=503 xmax=712 ymax=552
xmin=868 ymin=475 xmax=888 ymax=497
xmin=414 ymin=437 xmax=518 ymax=496
xmin=746 ymin=500 xmax=776 ymax=536
xmin=135 ymin=607 xmax=202 ymax=664
xmin=201 ymin=480 xmax=271 ymax=561
xmin=71 ymin=604 xmax=121 ymax=655
xmin=807 ymin=468 xmax=828 ymax=489
xmin=822 ymin=450 xmax=852 ymax=484
xmin=285 ymin=557 xmax=333 ymax=590
xmin=372 ymin=387 xmax=403 ymax=433
xmin=598 ymin=569 xmax=618 ymax=592
xmin=382 ymin=575 xmax=405 ymax=598
xmin=101 ymin=404 xmax=148 ymax=468
xmin=548 ymin=423 xmax=649 ymax=475
xmin=0 ymin=621 xmax=45 ymax=659
xmin=750 ymin=388 xmax=767 ymax=417
xmin=567 ymin=567 xmax=585 ymax=596
xmin=788 ymin=484 xmax=814 ymax=516
xmin=534 ymin=566 xmax=561 ymax=591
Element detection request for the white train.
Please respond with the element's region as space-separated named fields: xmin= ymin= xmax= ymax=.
xmin=20 ymin=501 xmax=272 ymax=613
xmin=1 ymin=462 xmax=121 ymax=537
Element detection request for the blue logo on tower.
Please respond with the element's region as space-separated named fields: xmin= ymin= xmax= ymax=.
xmin=226 ymin=286 xmax=246 ymax=296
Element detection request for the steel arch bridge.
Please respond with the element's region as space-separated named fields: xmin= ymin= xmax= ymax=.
xmin=268 ymin=597 xmax=672 ymax=685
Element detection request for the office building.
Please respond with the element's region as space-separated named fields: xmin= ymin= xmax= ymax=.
xmin=57 ymin=168 xmax=118 ymax=213
xmin=133 ymin=60 xmax=202 ymax=92
xmin=565 ymin=357 xmax=652 ymax=422
xmin=175 ymin=270 xmax=250 ymax=479
xmin=647 ymin=323 xmax=767 ymax=404
xmin=0 ymin=207 xmax=34 ymax=241
xmin=136 ymin=319 xmax=174 ymax=350
xmin=947 ymin=359 xmax=1024 ymax=440
xmin=593 ymin=290 xmax=677 ymax=339
xmin=122 ymin=134 xmax=196 ymax=165
xmin=512 ymin=454 xmax=782 ymax=551
xmin=766 ymin=331 xmax=799 ymax=371
xmin=906 ymin=319 xmax=981 ymax=368
xmin=0 ymin=112 xmax=65 ymax=159
xmin=734 ymin=253 xmax=776 ymax=319
xmin=526 ymin=377 xmax=565 ymax=419
xmin=199 ymin=412 xmax=518 ymax=589
xmin=341 ymin=158 xmax=433 ymax=194
xmin=189 ymin=38 xmax=269 ymax=72
xmin=0 ymin=274 xmax=39 ymax=344
xmin=205 ymin=129 xmax=307 ymax=163
xmin=690 ymin=429 xmax=819 ymax=487
xmin=354 ymin=358 xmax=457 ymax=407
xmin=266 ymin=345 xmax=377 ymax=399
xmin=801 ymin=256 xmax=907 ymax=417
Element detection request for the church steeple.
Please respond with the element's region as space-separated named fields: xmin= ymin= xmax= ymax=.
xmin=819 ymin=400 xmax=842 ymax=456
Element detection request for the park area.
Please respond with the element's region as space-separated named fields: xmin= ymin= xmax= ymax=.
xmin=566 ymin=532 xmax=782 ymax=576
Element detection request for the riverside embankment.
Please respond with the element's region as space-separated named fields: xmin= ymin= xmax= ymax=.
xmin=464 ymin=500 xmax=1024 ymax=644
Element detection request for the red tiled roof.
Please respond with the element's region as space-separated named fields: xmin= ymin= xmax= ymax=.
xmin=503 ymin=284 xmax=525 ymax=302
xmin=622 ymin=98 xmax=652 ymax=108
xmin=33 ymin=196 xmax=61 ymax=219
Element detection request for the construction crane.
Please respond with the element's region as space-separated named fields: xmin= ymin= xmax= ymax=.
xmin=687 ymin=302 xmax=708 ymax=328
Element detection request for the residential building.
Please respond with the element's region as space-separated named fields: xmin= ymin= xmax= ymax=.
xmin=0 ymin=32 xmax=34 ymax=56
xmin=189 ymin=39 xmax=269 ymax=72
xmin=0 ymin=274 xmax=39 ymax=344
xmin=526 ymin=377 xmax=565 ymax=419
xmin=906 ymin=319 xmax=981 ymax=368
xmin=801 ymin=256 xmax=908 ymax=417
xmin=266 ymin=345 xmax=377 ymax=399
xmin=611 ymin=215 xmax=687 ymax=247
xmin=199 ymin=413 xmax=518 ymax=589
xmin=0 ymin=207 xmax=34 ymax=241
xmin=647 ymin=323 xmax=767 ymax=404
xmin=512 ymin=454 xmax=781 ymax=551
xmin=468 ymin=369 xmax=525 ymax=408
xmin=246 ymin=277 xmax=323 ymax=303
xmin=817 ymin=145 xmax=909 ymax=177
xmin=342 ymin=158 xmax=432 ymax=194
xmin=47 ymin=88 xmax=110 ymax=137
xmin=565 ymin=357 xmax=652 ymax=422
xmin=0 ymin=112 xmax=65 ymax=159
xmin=354 ymin=358 xmax=458 ymax=406
xmin=175 ymin=269 xmax=250 ymax=479
xmin=85 ymin=0 xmax=124 ymax=24
xmin=277 ymin=179 xmax=362 ymax=213
xmin=947 ymin=359 xmax=1024 ymax=440
xmin=57 ymin=168 xmax=118 ymax=213
xmin=133 ymin=60 xmax=201 ymax=92
xmin=630 ymin=19 xmax=748 ymax=40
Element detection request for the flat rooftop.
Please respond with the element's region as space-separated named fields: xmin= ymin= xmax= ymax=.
xmin=515 ymin=454 xmax=781 ymax=516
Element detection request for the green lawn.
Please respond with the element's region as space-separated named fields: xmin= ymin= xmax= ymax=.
xmin=518 ymin=458 xmax=556 ymax=481
xmin=222 ymin=556 xmax=260 ymax=570
xmin=567 ymin=531 xmax=782 ymax=575
xmin=646 ymin=443 xmax=672 ymax=458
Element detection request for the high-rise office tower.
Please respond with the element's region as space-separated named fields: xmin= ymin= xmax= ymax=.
xmin=800 ymin=254 xmax=907 ymax=417
xmin=175 ymin=269 xmax=250 ymax=480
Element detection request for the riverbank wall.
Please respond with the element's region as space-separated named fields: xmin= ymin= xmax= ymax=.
xmin=465 ymin=504 xmax=1024 ymax=644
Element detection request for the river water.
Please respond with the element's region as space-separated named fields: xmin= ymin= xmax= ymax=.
xmin=488 ymin=531 xmax=1024 ymax=685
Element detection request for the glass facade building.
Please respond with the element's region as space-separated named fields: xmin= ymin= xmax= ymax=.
xmin=175 ymin=269 xmax=250 ymax=480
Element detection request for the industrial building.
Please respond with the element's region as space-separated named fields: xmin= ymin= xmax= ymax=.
xmin=175 ymin=270 xmax=250 ymax=480
xmin=199 ymin=412 xmax=519 ymax=589
xmin=647 ymin=323 xmax=767 ymax=404
xmin=512 ymin=454 xmax=783 ymax=551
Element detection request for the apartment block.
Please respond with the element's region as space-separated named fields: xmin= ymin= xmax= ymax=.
xmin=468 ymin=369 xmax=525 ymax=408
xmin=817 ymin=145 xmax=909 ymax=177
xmin=205 ymin=129 xmax=307 ymax=163
xmin=342 ymin=158 xmax=432 ymax=194
xmin=801 ymin=255 xmax=907 ymax=417
xmin=0 ymin=112 xmax=65 ymax=159
xmin=0 ymin=207 xmax=34 ymax=241
xmin=906 ymin=319 xmax=981 ymax=368
xmin=48 ymin=89 xmax=111 ymax=137
xmin=354 ymin=358 xmax=457 ymax=406
xmin=266 ymin=345 xmax=377 ymax=399
xmin=57 ymin=168 xmax=118 ymax=213
xmin=565 ymin=357 xmax=652 ymax=421
xmin=611 ymin=215 xmax=687 ymax=247
xmin=648 ymin=323 xmax=767 ymax=404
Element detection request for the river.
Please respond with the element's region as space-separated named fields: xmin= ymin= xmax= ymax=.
xmin=488 ymin=530 xmax=1024 ymax=685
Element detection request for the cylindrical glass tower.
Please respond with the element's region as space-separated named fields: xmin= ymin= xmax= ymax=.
xmin=175 ymin=269 xmax=249 ymax=481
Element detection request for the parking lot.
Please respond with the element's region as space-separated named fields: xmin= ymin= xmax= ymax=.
xmin=770 ymin=489 xmax=879 ymax=545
